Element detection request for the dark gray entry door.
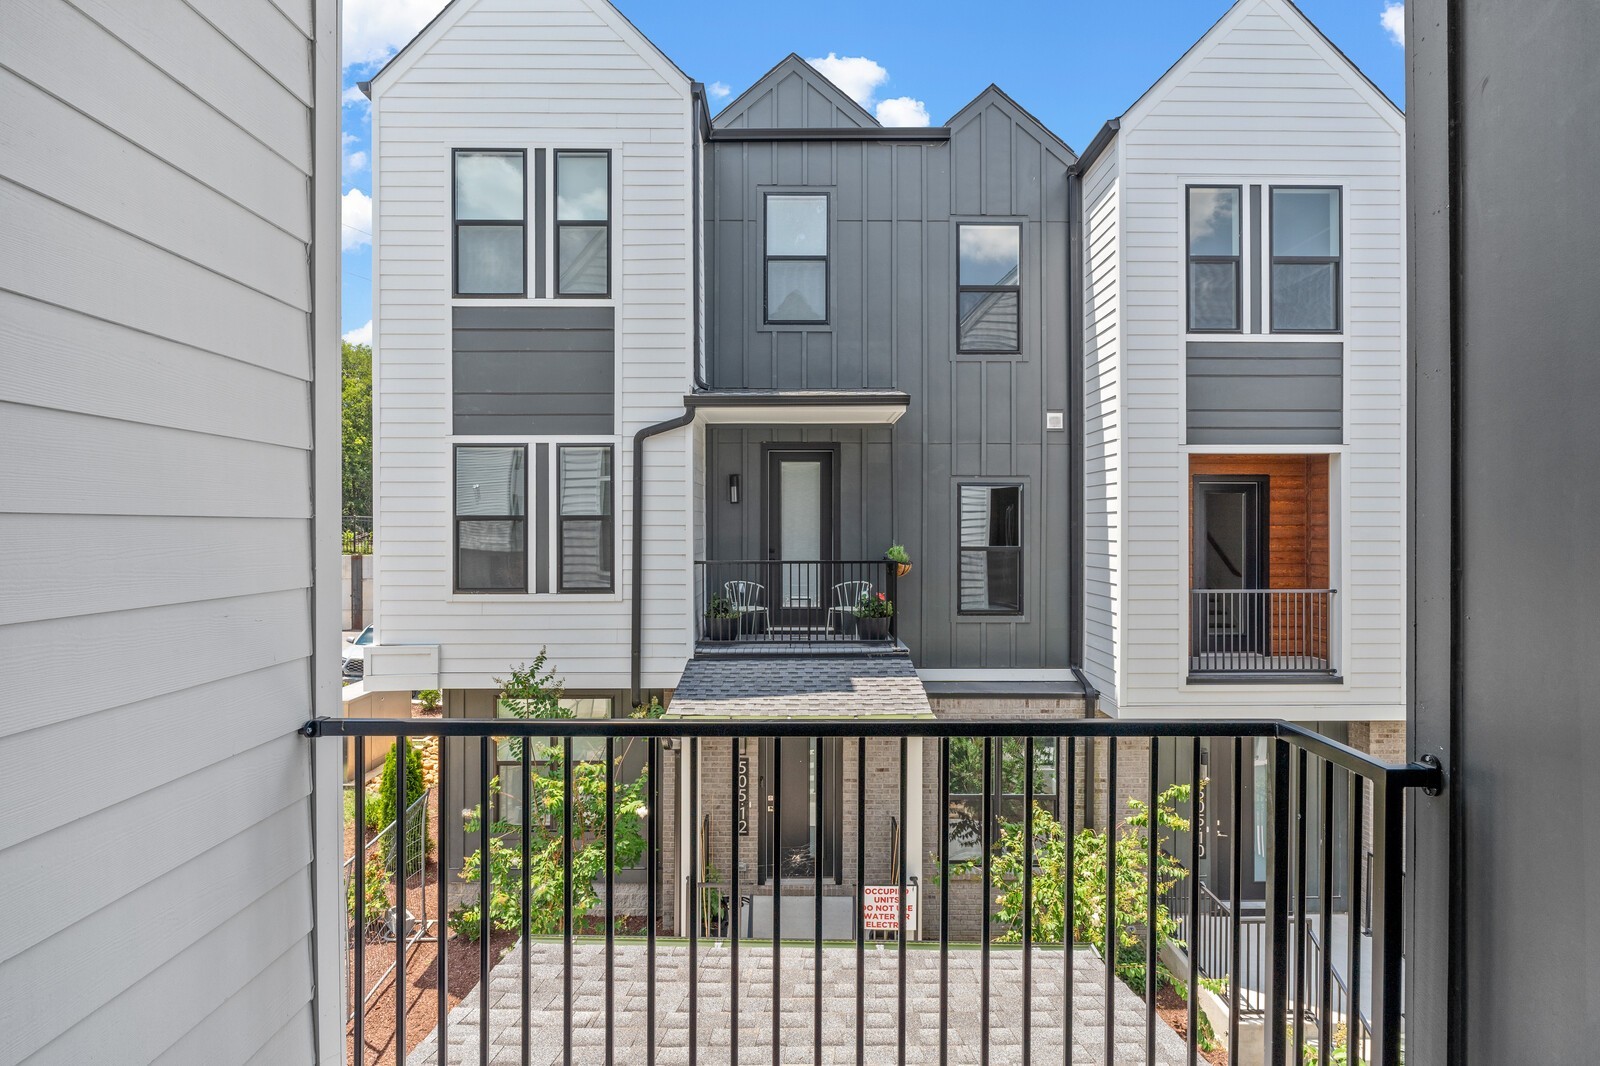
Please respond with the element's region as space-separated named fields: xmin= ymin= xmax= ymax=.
xmin=1192 ymin=476 xmax=1270 ymax=655
xmin=764 ymin=451 xmax=834 ymax=629
xmin=757 ymin=738 xmax=840 ymax=884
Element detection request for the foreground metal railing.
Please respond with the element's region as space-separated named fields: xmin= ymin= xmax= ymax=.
xmin=1190 ymin=589 xmax=1337 ymax=676
xmin=345 ymin=786 xmax=435 ymax=1025
xmin=694 ymin=560 xmax=899 ymax=645
xmin=305 ymin=716 xmax=1437 ymax=1066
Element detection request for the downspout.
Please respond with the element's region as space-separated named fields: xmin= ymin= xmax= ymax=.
xmin=631 ymin=410 xmax=694 ymax=705
xmin=690 ymin=83 xmax=709 ymax=391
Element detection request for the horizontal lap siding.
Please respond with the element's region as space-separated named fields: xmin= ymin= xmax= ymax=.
xmin=375 ymin=0 xmax=692 ymax=692
xmin=1081 ymin=148 xmax=1121 ymax=706
xmin=0 ymin=1 xmax=326 ymax=1062
xmin=1114 ymin=0 xmax=1403 ymax=716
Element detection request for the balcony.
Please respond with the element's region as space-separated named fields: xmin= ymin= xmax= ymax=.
xmin=1190 ymin=589 xmax=1338 ymax=680
xmin=694 ymin=560 xmax=904 ymax=653
xmin=305 ymin=715 xmax=1438 ymax=1066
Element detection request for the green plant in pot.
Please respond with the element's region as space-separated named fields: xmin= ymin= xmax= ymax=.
xmin=885 ymin=543 xmax=912 ymax=577
xmin=854 ymin=590 xmax=894 ymax=640
xmin=704 ymin=595 xmax=740 ymax=641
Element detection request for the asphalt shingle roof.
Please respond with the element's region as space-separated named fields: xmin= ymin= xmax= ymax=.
xmin=666 ymin=653 xmax=933 ymax=719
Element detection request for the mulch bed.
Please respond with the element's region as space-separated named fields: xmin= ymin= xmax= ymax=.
xmin=1154 ymin=982 xmax=1229 ymax=1066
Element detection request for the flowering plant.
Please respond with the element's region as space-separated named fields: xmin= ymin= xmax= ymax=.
xmin=854 ymin=591 xmax=894 ymax=618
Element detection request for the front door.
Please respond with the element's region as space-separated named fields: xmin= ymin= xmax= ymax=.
xmin=757 ymin=737 xmax=841 ymax=884
xmin=1192 ymin=476 xmax=1269 ymax=656
xmin=764 ymin=451 xmax=834 ymax=630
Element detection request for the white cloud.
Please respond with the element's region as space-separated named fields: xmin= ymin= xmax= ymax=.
xmin=345 ymin=151 xmax=368 ymax=174
xmin=343 ymin=321 xmax=373 ymax=346
xmin=708 ymin=81 xmax=731 ymax=101
xmin=874 ymin=96 xmax=930 ymax=128
xmin=342 ymin=188 xmax=372 ymax=251
xmin=343 ymin=0 xmax=446 ymax=69
xmin=1381 ymin=2 xmax=1404 ymax=46
xmin=342 ymin=85 xmax=368 ymax=107
xmin=806 ymin=53 xmax=889 ymax=108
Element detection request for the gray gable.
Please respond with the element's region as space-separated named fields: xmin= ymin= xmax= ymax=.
xmin=946 ymin=85 xmax=1078 ymax=168
xmin=714 ymin=54 xmax=880 ymax=130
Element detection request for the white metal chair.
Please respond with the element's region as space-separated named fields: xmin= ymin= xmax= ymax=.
xmin=722 ymin=580 xmax=768 ymax=635
xmin=827 ymin=580 xmax=874 ymax=635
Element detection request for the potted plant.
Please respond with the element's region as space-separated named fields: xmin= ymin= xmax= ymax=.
xmin=854 ymin=590 xmax=895 ymax=641
xmin=885 ymin=544 xmax=912 ymax=578
xmin=704 ymin=595 xmax=740 ymax=641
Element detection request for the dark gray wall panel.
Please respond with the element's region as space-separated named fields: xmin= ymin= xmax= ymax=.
xmin=716 ymin=56 xmax=875 ymax=130
xmin=452 ymin=306 xmax=613 ymax=435
xmin=1186 ymin=341 xmax=1342 ymax=444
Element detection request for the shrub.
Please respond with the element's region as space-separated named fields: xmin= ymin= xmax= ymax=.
xmin=377 ymin=738 xmax=430 ymax=874
xmin=348 ymin=853 xmax=388 ymax=931
xmin=416 ymin=689 xmax=442 ymax=712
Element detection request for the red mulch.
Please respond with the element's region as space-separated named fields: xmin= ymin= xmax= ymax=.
xmin=1155 ymin=983 xmax=1229 ymax=1066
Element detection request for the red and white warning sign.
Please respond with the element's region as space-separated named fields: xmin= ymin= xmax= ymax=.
xmin=861 ymin=885 xmax=918 ymax=931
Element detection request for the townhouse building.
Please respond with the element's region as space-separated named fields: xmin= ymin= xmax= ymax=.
xmin=354 ymin=0 xmax=1404 ymax=936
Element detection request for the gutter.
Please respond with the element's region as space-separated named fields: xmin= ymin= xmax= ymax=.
xmin=631 ymin=409 xmax=695 ymax=704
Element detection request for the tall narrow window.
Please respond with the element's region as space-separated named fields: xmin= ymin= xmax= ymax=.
xmin=957 ymin=224 xmax=1021 ymax=353
xmin=1270 ymin=186 xmax=1341 ymax=332
xmin=1187 ymin=185 xmax=1242 ymax=331
xmin=958 ymin=484 xmax=1023 ymax=614
xmin=558 ymin=445 xmax=613 ymax=592
xmin=946 ymin=738 xmax=1057 ymax=861
xmin=764 ymin=194 xmax=828 ymax=323
xmin=454 ymin=150 xmax=526 ymax=297
xmin=455 ymin=445 xmax=527 ymax=592
xmin=555 ymin=151 xmax=610 ymax=296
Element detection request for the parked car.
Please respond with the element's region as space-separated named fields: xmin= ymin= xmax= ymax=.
xmin=341 ymin=625 xmax=373 ymax=683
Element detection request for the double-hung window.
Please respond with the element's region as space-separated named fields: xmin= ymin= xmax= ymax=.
xmin=453 ymin=150 xmax=526 ymax=297
xmin=957 ymin=224 xmax=1021 ymax=353
xmin=1270 ymin=186 xmax=1341 ymax=332
xmin=454 ymin=445 xmax=527 ymax=592
xmin=558 ymin=445 xmax=614 ymax=592
xmin=958 ymin=484 xmax=1023 ymax=614
xmin=764 ymin=194 xmax=828 ymax=323
xmin=555 ymin=151 xmax=610 ymax=296
xmin=1187 ymin=185 xmax=1242 ymax=332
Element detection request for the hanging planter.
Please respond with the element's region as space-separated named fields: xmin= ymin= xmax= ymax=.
xmin=884 ymin=544 xmax=912 ymax=579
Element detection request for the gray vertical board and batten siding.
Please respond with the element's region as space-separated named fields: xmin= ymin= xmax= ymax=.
xmin=1186 ymin=341 xmax=1343 ymax=444
xmin=453 ymin=305 xmax=616 ymax=435
xmin=713 ymin=54 xmax=877 ymax=130
xmin=705 ymin=80 xmax=1076 ymax=669
xmin=0 ymin=1 xmax=337 ymax=1063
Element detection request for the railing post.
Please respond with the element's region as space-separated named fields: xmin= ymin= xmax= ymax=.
xmin=1369 ymin=776 xmax=1405 ymax=1066
xmin=1264 ymin=738 xmax=1292 ymax=1066
xmin=887 ymin=561 xmax=899 ymax=644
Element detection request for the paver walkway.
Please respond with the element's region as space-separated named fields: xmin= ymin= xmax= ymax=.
xmin=408 ymin=940 xmax=1191 ymax=1065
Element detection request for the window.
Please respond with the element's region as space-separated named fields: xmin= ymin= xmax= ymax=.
xmin=454 ymin=445 xmax=527 ymax=592
xmin=1187 ymin=186 xmax=1242 ymax=332
xmin=453 ymin=150 xmax=526 ymax=297
xmin=494 ymin=697 xmax=614 ymax=827
xmin=764 ymin=194 xmax=828 ymax=323
xmin=1270 ymin=186 xmax=1341 ymax=332
xmin=558 ymin=445 xmax=613 ymax=592
xmin=958 ymin=484 xmax=1022 ymax=614
xmin=947 ymin=738 xmax=1058 ymax=862
xmin=957 ymin=224 xmax=1021 ymax=353
xmin=555 ymin=151 xmax=610 ymax=296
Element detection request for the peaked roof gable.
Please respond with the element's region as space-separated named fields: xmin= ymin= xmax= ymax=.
xmin=946 ymin=84 xmax=1077 ymax=162
xmin=714 ymin=54 xmax=880 ymax=130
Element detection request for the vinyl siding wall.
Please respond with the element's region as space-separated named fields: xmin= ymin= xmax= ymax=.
xmin=0 ymin=0 xmax=337 ymax=1061
xmin=1110 ymin=0 xmax=1405 ymax=718
xmin=370 ymin=0 xmax=695 ymax=691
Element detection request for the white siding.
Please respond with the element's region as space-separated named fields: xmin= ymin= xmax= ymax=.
xmin=1106 ymin=0 xmax=1405 ymax=719
xmin=371 ymin=0 xmax=695 ymax=693
xmin=0 ymin=1 xmax=338 ymax=1063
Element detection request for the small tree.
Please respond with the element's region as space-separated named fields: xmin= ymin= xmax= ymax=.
xmin=377 ymin=737 xmax=430 ymax=875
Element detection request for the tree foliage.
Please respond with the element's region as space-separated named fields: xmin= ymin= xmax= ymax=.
xmin=342 ymin=341 xmax=372 ymax=517
xmin=377 ymin=737 xmax=430 ymax=875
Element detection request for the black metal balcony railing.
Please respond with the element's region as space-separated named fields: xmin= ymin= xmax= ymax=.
xmin=1190 ymin=589 xmax=1337 ymax=676
xmin=304 ymin=716 xmax=1439 ymax=1066
xmin=695 ymin=560 xmax=899 ymax=645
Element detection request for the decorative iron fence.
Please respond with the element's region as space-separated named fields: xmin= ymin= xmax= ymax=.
xmin=1190 ymin=589 xmax=1337 ymax=675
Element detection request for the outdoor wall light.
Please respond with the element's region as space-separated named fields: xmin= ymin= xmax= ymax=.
xmin=729 ymin=473 xmax=741 ymax=504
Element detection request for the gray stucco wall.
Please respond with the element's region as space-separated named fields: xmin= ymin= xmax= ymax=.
xmin=1186 ymin=341 xmax=1342 ymax=444
xmin=453 ymin=305 xmax=614 ymax=435
xmin=705 ymin=85 xmax=1076 ymax=670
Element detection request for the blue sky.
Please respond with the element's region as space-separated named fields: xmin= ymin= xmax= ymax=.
xmin=340 ymin=0 xmax=1406 ymax=341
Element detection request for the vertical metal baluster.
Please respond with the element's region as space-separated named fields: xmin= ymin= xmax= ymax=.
xmin=1264 ymin=739 xmax=1291 ymax=1066
xmin=1370 ymin=777 xmax=1403 ymax=1066
xmin=1347 ymin=769 xmax=1364 ymax=1066
xmin=520 ymin=740 xmax=531 ymax=1066
xmin=731 ymin=739 xmax=741 ymax=1066
xmin=939 ymin=736 xmax=950 ymax=1066
xmin=1187 ymin=738 xmax=1200 ymax=1066
xmin=395 ymin=737 xmax=407 ymax=1066
xmin=439 ymin=735 xmax=450 ymax=1066
xmin=354 ymin=737 xmax=367 ymax=1066
xmin=606 ymin=736 xmax=616 ymax=1066
xmin=480 ymin=737 xmax=491 ymax=1066
xmin=1319 ymin=759 xmax=1335 ymax=1064
xmin=816 ymin=738 xmax=825 ymax=1066
xmin=857 ymin=736 xmax=867 ymax=1066
xmin=564 ymin=737 xmax=574 ymax=1066
xmin=688 ymin=737 xmax=699 ymax=1066
xmin=897 ymin=736 xmax=909 ymax=1066
xmin=1293 ymin=748 xmax=1309 ymax=1060
xmin=648 ymin=738 xmax=658 ymax=1066
xmin=1023 ymin=736 xmax=1034 ymax=1066
xmin=1228 ymin=737 xmax=1242 ymax=1062
xmin=1103 ymin=740 xmax=1116 ymax=1066
xmin=1144 ymin=740 xmax=1157 ymax=1065
xmin=772 ymin=739 xmax=782 ymax=1066
xmin=981 ymin=736 xmax=993 ymax=1066
xmin=1063 ymin=736 xmax=1075 ymax=1066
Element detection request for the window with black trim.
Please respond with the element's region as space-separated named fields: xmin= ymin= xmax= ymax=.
xmin=1187 ymin=185 xmax=1242 ymax=332
xmin=555 ymin=151 xmax=610 ymax=296
xmin=958 ymin=484 xmax=1022 ymax=614
xmin=947 ymin=738 xmax=1058 ymax=862
xmin=454 ymin=445 xmax=527 ymax=592
xmin=957 ymin=223 xmax=1021 ymax=353
xmin=558 ymin=445 xmax=613 ymax=592
xmin=1270 ymin=186 xmax=1341 ymax=332
xmin=453 ymin=150 xmax=526 ymax=297
xmin=764 ymin=194 xmax=828 ymax=323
